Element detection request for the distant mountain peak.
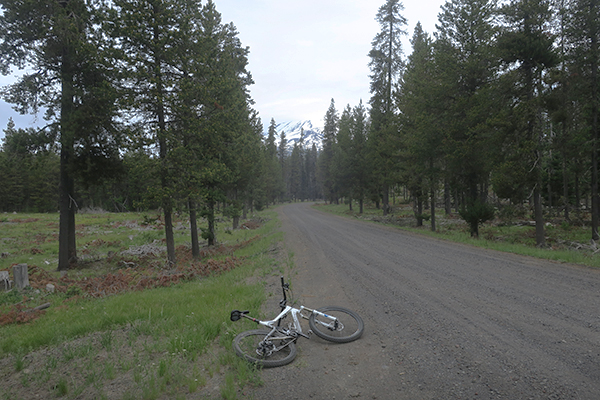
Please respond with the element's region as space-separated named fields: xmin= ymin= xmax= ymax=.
xmin=265 ymin=120 xmax=323 ymax=150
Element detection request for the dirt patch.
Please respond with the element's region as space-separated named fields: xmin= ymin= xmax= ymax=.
xmin=1 ymin=237 xmax=260 ymax=326
xmin=240 ymin=220 xmax=261 ymax=230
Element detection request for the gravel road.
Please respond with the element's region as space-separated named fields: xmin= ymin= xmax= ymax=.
xmin=246 ymin=203 xmax=600 ymax=400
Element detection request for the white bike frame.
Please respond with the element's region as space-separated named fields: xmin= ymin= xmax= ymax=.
xmin=248 ymin=305 xmax=341 ymax=341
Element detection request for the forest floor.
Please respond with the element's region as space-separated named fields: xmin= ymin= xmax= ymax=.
xmin=1 ymin=203 xmax=599 ymax=399
xmin=321 ymin=202 xmax=600 ymax=268
xmin=0 ymin=211 xmax=280 ymax=399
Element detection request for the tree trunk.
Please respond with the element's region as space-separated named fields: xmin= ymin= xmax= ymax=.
xmin=547 ymin=152 xmax=553 ymax=215
xmin=471 ymin=219 xmax=479 ymax=238
xmin=58 ymin=39 xmax=77 ymax=271
xmin=575 ymin=172 xmax=580 ymax=215
xmin=430 ymin=187 xmax=436 ymax=232
xmin=189 ymin=199 xmax=199 ymax=259
xmin=415 ymin=195 xmax=423 ymax=227
xmin=534 ymin=185 xmax=545 ymax=247
xmin=382 ymin=184 xmax=390 ymax=216
xmin=444 ymin=180 xmax=452 ymax=215
xmin=562 ymin=152 xmax=570 ymax=221
xmin=154 ymin=16 xmax=176 ymax=266
xmin=163 ymin=208 xmax=176 ymax=265
xmin=591 ymin=0 xmax=599 ymax=240
xmin=207 ymin=200 xmax=216 ymax=246
xmin=359 ymin=198 xmax=364 ymax=214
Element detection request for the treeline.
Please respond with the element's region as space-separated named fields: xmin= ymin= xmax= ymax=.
xmin=261 ymin=119 xmax=322 ymax=203
xmin=1 ymin=0 xmax=599 ymax=272
xmin=0 ymin=0 xmax=281 ymax=269
xmin=317 ymin=0 xmax=600 ymax=245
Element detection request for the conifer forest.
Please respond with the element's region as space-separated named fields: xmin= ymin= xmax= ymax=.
xmin=1 ymin=0 xmax=599 ymax=268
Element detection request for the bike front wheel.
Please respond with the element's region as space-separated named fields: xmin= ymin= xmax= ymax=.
xmin=309 ymin=306 xmax=364 ymax=343
xmin=233 ymin=329 xmax=297 ymax=368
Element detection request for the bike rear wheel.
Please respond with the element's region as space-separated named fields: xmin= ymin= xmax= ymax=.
xmin=309 ymin=306 xmax=364 ymax=343
xmin=233 ymin=329 xmax=297 ymax=368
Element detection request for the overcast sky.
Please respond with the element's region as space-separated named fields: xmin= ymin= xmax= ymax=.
xmin=0 ymin=0 xmax=446 ymax=139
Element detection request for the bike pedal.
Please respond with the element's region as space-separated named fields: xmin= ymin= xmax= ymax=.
xmin=307 ymin=329 xmax=313 ymax=335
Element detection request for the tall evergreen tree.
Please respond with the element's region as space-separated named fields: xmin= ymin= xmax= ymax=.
xmin=289 ymin=141 xmax=302 ymax=200
xmin=350 ymin=100 xmax=370 ymax=213
xmin=333 ymin=105 xmax=354 ymax=205
xmin=1 ymin=0 xmax=120 ymax=269
xmin=305 ymin=143 xmax=320 ymax=200
xmin=278 ymin=130 xmax=288 ymax=201
xmin=433 ymin=0 xmax=500 ymax=237
xmin=563 ymin=0 xmax=600 ymax=238
xmin=319 ymin=99 xmax=339 ymax=203
xmin=368 ymin=0 xmax=408 ymax=215
xmin=167 ymin=1 xmax=254 ymax=247
xmin=497 ymin=0 xmax=559 ymax=245
xmin=107 ymin=0 xmax=185 ymax=263
xmin=399 ymin=23 xmax=440 ymax=230
xmin=263 ymin=118 xmax=283 ymax=205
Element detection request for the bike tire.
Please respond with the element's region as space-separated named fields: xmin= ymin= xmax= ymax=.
xmin=233 ymin=329 xmax=297 ymax=368
xmin=309 ymin=306 xmax=364 ymax=343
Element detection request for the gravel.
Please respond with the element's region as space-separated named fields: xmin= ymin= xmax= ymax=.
xmin=246 ymin=203 xmax=600 ymax=400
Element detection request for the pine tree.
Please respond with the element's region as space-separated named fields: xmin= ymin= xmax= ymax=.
xmin=305 ymin=143 xmax=320 ymax=200
xmin=399 ymin=23 xmax=439 ymax=229
xmin=496 ymin=0 xmax=559 ymax=245
xmin=168 ymin=1 xmax=254 ymax=247
xmin=1 ymin=0 xmax=120 ymax=269
xmin=289 ymin=142 xmax=302 ymax=201
xmin=563 ymin=0 xmax=600 ymax=238
xmin=318 ymin=99 xmax=339 ymax=203
xmin=106 ymin=0 xmax=186 ymax=263
xmin=368 ymin=0 xmax=408 ymax=215
xmin=432 ymin=0 xmax=500 ymax=237
xmin=350 ymin=100 xmax=370 ymax=213
xmin=333 ymin=105 xmax=354 ymax=206
xmin=263 ymin=118 xmax=283 ymax=205
xmin=278 ymin=130 xmax=288 ymax=201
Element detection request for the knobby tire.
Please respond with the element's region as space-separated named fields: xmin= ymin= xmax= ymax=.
xmin=308 ymin=306 xmax=364 ymax=343
xmin=233 ymin=329 xmax=297 ymax=368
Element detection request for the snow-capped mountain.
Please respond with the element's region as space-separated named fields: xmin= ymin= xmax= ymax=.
xmin=265 ymin=121 xmax=323 ymax=151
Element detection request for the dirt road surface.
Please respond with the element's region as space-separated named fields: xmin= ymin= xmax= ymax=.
xmin=247 ymin=203 xmax=600 ymax=399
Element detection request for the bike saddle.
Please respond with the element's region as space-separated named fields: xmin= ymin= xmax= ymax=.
xmin=230 ymin=310 xmax=249 ymax=321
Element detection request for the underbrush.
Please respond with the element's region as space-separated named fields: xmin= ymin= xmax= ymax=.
xmin=0 ymin=209 xmax=284 ymax=399
xmin=315 ymin=202 xmax=600 ymax=268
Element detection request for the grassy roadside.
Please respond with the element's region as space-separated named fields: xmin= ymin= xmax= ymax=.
xmin=314 ymin=202 xmax=600 ymax=269
xmin=1 ymin=208 xmax=287 ymax=400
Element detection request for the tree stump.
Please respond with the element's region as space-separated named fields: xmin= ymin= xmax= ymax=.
xmin=13 ymin=264 xmax=30 ymax=290
xmin=0 ymin=271 xmax=10 ymax=291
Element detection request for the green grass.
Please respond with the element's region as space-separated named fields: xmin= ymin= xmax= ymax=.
xmin=0 ymin=275 xmax=263 ymax=355
xmin=0 ymin=208 xmax=283 ymax=399
xmin=315 ymin=201 xmax=600 ymax=268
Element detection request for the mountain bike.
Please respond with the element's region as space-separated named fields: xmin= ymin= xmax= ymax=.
xmin=230 ymin=276 xmax=364 ymax=367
